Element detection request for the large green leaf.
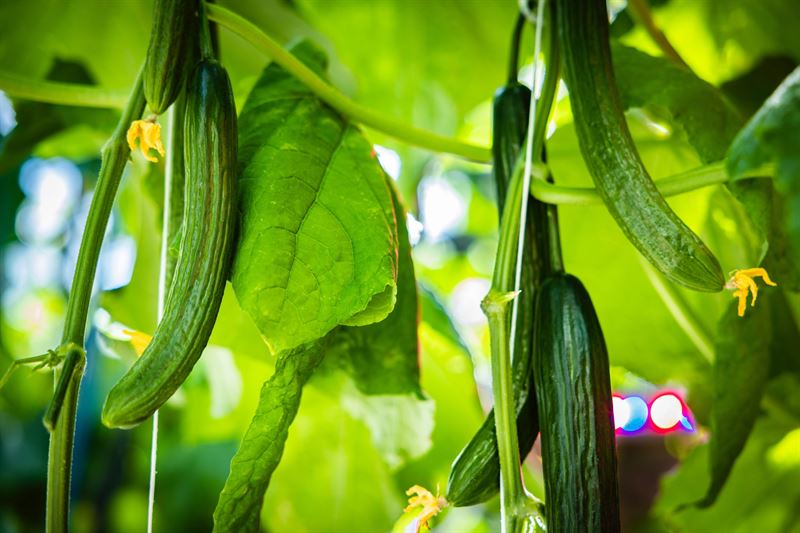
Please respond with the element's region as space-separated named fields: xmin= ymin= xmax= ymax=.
xmin=231 ymin=41 xmax=400 ymax=354
xmin=727 ymin=67 xmax=800 ymax=278
xmin=212 ymin=337 xmax=329 ymax=533
xmin=697 ymin=298 xmax=772 ymax=508
xmin=327 ymin=181 xmax=420 ymax=396
xmin=612 ymin=42 xmax=744 ymax=162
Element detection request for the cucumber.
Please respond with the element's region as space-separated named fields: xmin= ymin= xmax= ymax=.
xmin=446 ymin=73 xmax=567 ymax=505
xmin=143 ymin=0 xmax=196 ymax=114
xmin=557 ymin=0 xmax=724 ymax=292
xmin=102 ymin=59 xmax=237 ymax=429
xmin=533 ymin=273 xmax=620 ymax=532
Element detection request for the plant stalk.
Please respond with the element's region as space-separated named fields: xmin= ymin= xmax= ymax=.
xmin=204 ymin=3 xmax=491 ymax=162
xmin=44 ymin=69 xmax=146 ymax=533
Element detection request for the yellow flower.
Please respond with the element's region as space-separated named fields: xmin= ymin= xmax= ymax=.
xmin=123 ymin=329 xmax=152 ymax=356
xmin=724 ymin=267 xmax=777 ymax=317
xmin=404 ymin=485 xmax=447 ymax=532
xmin=127 ymin=118 xmax=166 ymax=162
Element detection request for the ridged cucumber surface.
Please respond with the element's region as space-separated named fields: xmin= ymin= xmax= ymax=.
xmin=102 ymin=59 xmax=237 ymax=429
xmin=533 ymin=273 xmax=621 ymax=532
xmin=558 ymin=0 xmax=724 ymax=292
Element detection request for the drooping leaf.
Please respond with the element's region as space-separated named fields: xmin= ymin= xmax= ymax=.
xmin=260 ymin=378 xmax=404 ymax=532
xmin=212 ymin=337 xmax=329 ymax=533
xmin=727 ymin=67 xmax=800 ymax=279
xmin=327 ymin=179 xmax=420 ymax=396
xmin=612 ymin=42 xmax=745 ymax=162
xmin=418 ymin=283 xmax=472 ymax=359
xmin=231 ymin=40 xmax=400 ymax=354
xmin=697 ymin=298 xmax=772 ymax=508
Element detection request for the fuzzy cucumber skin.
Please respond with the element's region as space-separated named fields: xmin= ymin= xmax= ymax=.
xmin=558 ymin=0 xmax=724 ymax=292
xmin=533 ymin=274 xmax=621 ymax=532
xmin=102 ymin=60 xmax=237 ymax=429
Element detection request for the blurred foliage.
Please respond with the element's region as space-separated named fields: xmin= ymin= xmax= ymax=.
xmin=0 ymin=0 xmax=799 ymax=532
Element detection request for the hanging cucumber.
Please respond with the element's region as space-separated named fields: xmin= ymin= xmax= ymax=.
xmin=101 ymin=57 xmax=237 ymax=429
xmin=143 ymin=0 xmax=197 ymax=114
xmin=533 ymin=273 xmax=621 ymax=532
xmin=557 ymin=0 xmax=724 ymax=292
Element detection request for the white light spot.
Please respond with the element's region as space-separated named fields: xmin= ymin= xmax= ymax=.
xmin=0 ymin=91 xmax=16 ymax=136
xmin=374 ymin=145 xmax=401 ymax=181
xmin=406 ymin=212 xmax=423 ymax=246
xmin=449 ymin=278 xmax=490 ymax=326
xmin=99 ymin=235 xmax=137 ymax=290
xmin=613 ymin=396 xmax=630 ymax=430
xmin=419 ymin=176 xmax=467 ymax=242
xmin=650 ymin=394 xmax=683 ymax=429
xmin=19 ymin=158 xmax=82 ymax=210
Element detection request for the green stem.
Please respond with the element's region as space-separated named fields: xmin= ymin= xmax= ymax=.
xmin=640 ymin=258 xmax=714 ymax=364
xmin=44 ymin=69 xmax=146 ymax=533
xmin=627 ymin=0 xmax=689 ymax=70
xmin=529 ymin=162 xmax=773 ymax=205
xmin=484 ymin=4 xmax=559 ymax=528
xmin=483 ymin=160 xmax=527 ymax=527
xmin=204 ymin=3 xmax=491 ymax=162
xmin=198 ymin=0 xmax=215 ymax=60
xmin=0 ymin=70 xmax=128 ymax=108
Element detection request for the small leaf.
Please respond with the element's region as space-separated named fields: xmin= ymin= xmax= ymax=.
xmin=212 ymin=337 xmax=328 ymax=533
xmin=697 ymin=297 xmax=772 ymax=507
xmin=327 ymin=180 xmax=420 ymax=396
xmin=232 ymin=40 xmax=399 ymax=354
xmin=727 ymin=67 xmax=800 ymax=279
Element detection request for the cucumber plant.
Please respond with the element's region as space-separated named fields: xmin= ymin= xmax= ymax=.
xmin=0 ymin=0 xmax=792 ymax=532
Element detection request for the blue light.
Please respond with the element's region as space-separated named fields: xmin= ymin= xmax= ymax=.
xmin=621 ymin=396 xmax=648 ymax=432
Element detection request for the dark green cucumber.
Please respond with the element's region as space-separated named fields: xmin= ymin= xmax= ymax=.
xmin=558 ymin=0 xmax=724 ymax=292
xmin=446 ymin=82 xmax=550 ymax=506
xmin=143 ymin=0 xmax=196 ymax=114
xmin=102 ymin=59 xmax=237 ymax=429
xmin=533 ymin=273 xmax=620 ymax=532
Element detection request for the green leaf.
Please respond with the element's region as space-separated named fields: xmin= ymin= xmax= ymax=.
xmin=261 ymin=378 xmax=404 ymax=532
xmin=212 ymin=337 xmax=329 ymax=533
xmin=327 ymin=180 xmax=420 ymax=396
xmin=697 ymin=298 xmax=772 ymax=508
xmin=727 ymin=67 xmax=800 ymax=279
xmin=612 ymin=42 xmax=745 ymax=162
xmin=231 ymin=40 xmax=400 ymax=354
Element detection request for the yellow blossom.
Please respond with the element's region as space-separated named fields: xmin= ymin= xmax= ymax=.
xmin=127 ymin=118 xmax=165 ymax=162
xmin=404 ymin=485 xmax=447 ymax=532
xmin=123 ymin=329 xmax=152 ymax=356
xmin=724 ymin=267 xmax=777 ymax=317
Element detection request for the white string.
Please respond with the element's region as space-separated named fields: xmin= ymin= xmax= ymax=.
xmin=147 ymin=104 xmax=176 ymax=533
xmin=509 ymin=0 xmax=545 ymax=366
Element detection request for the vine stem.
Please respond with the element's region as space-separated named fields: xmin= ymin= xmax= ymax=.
xmin=203 ymin=3 xmax=491 ymax=162
xmin=627 ymin=0 xmax=690 ymax=70
xmin=640 ymin=258 xmax=715 ymax=363
xmin=44 ymin=70 xmax=146 ymax=533
xmin=0 ymin=70 xmax=128 ymax=108
xmin=486 ymin=2 xmax=558 ymax=528
xmin=530 ymin=162 xmax=773 ymax=205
